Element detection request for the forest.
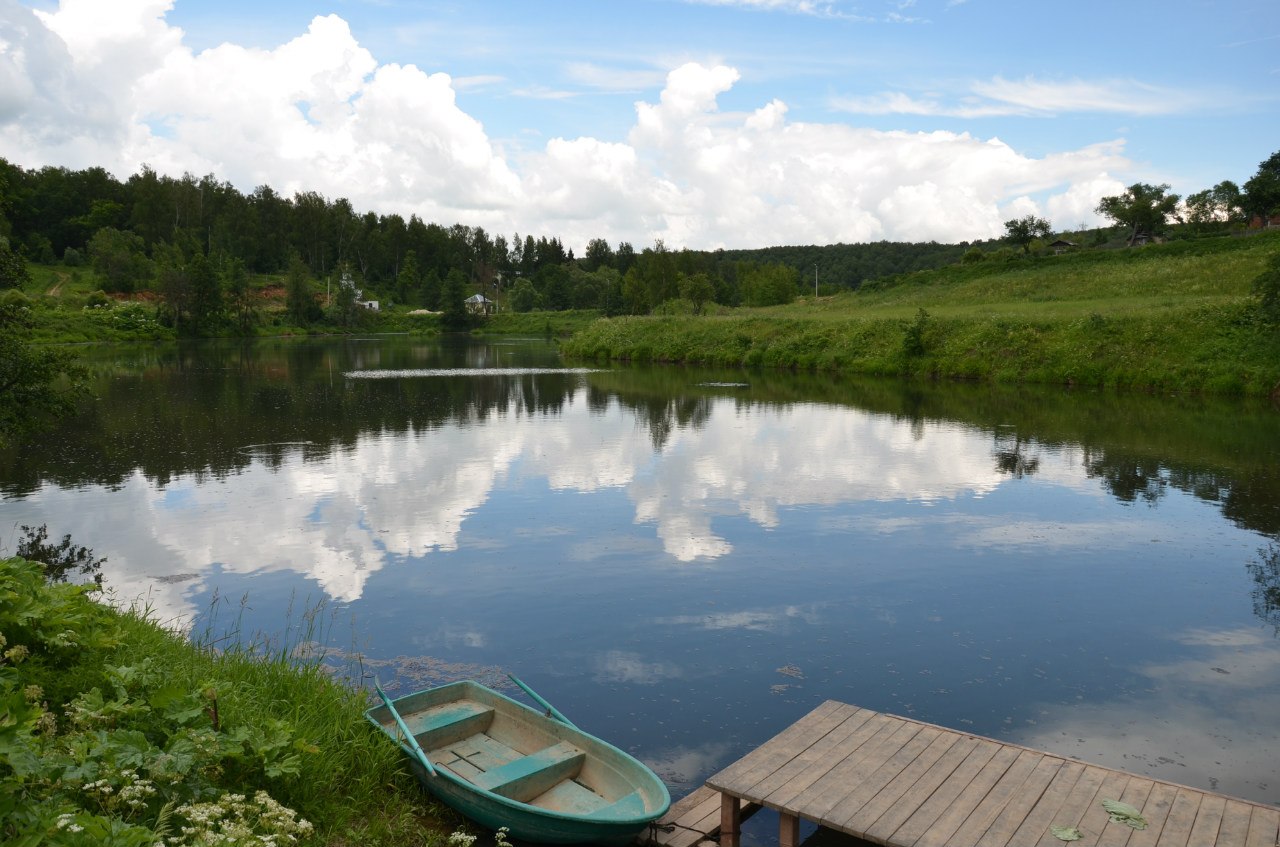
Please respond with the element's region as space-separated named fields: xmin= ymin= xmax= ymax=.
xmin=0 ymin=158 xmax=995 ymax=332
xmin=1 ymin=149 xmax=1278 ymax=335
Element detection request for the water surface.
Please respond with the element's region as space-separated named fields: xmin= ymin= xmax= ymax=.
xmin=3 ymin=336 xmax=1278 ymax=827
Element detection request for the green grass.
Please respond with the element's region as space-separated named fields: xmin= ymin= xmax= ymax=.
xmin=563 ymin=233 xmax=1280 ymax=396
xmin=0 ymin=556 xmax=458 ymax=846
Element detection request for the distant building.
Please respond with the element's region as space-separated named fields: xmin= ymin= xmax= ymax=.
xmin=465 ymin=293 xmax=494 ymax=315
xmin=1247 ymin=213 xmax=1280 ymax=229
xmin=1048 ymin=239 xmax=1078 ymax=255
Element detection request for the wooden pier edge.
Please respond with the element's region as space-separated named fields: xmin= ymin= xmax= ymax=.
xmin=644 ymin=700 xmax=1280 ymax=847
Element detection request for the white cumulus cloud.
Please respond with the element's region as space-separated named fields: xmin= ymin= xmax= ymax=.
xmin=1 ymin=1 xmax=1133 ymax=248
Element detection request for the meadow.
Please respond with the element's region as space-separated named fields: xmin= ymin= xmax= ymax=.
xmin=562 ymin=232 xmax=1280 ymax=397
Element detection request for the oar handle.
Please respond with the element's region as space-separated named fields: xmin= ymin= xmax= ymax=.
xmin=375 ymin=680 xmax=437 ymax=778
xmin=508 ymin=673 xmax=578 ymax=729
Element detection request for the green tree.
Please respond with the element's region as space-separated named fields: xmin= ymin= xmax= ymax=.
xmin=1095 ymin=183 xmax=1181 ymax=245
xmin=156 ymin=243 xmax=192 ymax=333
xmin=88 ymin=227 xmax=151 ymax=293
xmin=285 ymin=255 xmax=315 ymax=326
xmin=441 ymin=269 xmax=470 ymax=328
xmin=1185 ymin=181 xmax=1243 ymax=229
xmin=224 ymin=256 xmax=255 ymax=333
xmin=188 ymin=251 xmax=223 ymax=335
xmin=742 ymin=263 xmax=799 ymax=306
xmin=0 ymin=304 xmax=87 ymax=446
xmin=1002 ymin=215 xmax=1052 ymax=254
xmin=582 ymin=238 xmax=614 ymax=272
xmin=0 ymin=237 xmax=29 ymax=290
xmin=679 ymin=272 xmax=715 ymax=315
xmin=396 ymin=249 xmax=421 ymax=305
xmin=1243 ymin=150 xmax=1280 ymax=220
xmin=509 ymin=277 xmax=538 ymax=313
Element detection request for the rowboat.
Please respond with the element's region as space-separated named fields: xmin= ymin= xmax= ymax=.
xmin=366 ymin=678 xmax=671 ymax=845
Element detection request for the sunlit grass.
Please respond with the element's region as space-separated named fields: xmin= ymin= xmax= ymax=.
xmin=563 ymin=233 xmax=1280 ymax=395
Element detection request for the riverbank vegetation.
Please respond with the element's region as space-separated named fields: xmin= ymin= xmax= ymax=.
xmin=0 ymin=553 xmax=452 ymax=845
xmin=1 ymin=149 xmax=1278 ymax=389
xmin=563 ymin=231 xmax=1280 ymax=396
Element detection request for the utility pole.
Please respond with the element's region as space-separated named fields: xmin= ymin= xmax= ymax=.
xmin=814 ymin=264 xmax=818 ymax=298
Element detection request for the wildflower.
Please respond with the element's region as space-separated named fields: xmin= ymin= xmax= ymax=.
xmin=4 ymin=644 xmax=30 ymax=663
xmin=448 ymin=831 xmax=478 ymax=847
xmin=23 ymin=685 xmax=43 ymax=703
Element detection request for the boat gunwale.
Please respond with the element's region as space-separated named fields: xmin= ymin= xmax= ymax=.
xmin=365 ymin=680 xmax=672 ymax=827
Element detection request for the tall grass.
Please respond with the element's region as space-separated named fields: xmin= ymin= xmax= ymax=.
xmin=0 ymin=556 xmax=456 ymax=846
xmin=562 ymin=233 xmax=1280 ymax=396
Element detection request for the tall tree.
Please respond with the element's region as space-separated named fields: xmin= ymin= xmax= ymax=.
xmin=188 ymin=251 xmax=222 ymax=334
xmin=440 ymin=269 xmax=470 ymax=328
xmin=583 ymin=238 xmax=614 ymax=272
xmin=88 ymin=227 xmax=151 ymax=293
xmin=285 ymin=255 xmax=315 ymax=326
xmin=1243 ymin=150 xmax=1280 ymax=220
xmin=396 ymin=249 xmax=421 ymax=305
xmin=1002 ymin=215 xmax=1052 ymax=253
xmin=223 ymin=256 xmax=255 ymax=333
xmin=1095 ymin=183 xmax=1180 ymax=245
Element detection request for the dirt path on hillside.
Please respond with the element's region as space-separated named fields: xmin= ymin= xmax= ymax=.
xmin=46 ymin=271 xmax=69 ymax=297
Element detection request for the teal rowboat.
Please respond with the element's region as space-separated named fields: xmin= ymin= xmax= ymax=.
xmin=366 ymin=680 xmax=671 ymax=845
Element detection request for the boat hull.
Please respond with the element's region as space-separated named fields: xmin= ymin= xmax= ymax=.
xmin=366 ymin=681 xmax=670 ymax=845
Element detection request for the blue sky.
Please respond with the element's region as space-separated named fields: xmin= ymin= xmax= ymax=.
xmin=3 ymin=0 xmax=1277 ymax=249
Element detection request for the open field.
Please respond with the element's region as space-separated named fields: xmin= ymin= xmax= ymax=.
xmin=562 ymin=232 xmax=1280 ymax=397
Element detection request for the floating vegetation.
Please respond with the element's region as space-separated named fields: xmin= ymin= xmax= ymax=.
xmin=343 ymin=367 xmax=602 ymax=379
xmin=152 ymin=572 xmax=200 ymax=584
xmin=1101 ymin=799 xmax=1148 ymax=830
xmin=1050 ymin=825 xmax=1083 ymax=841
xmin=776 ymin=664 xmax=804 ymax=679
xmin=297 ymin=642 xmax=511 ymax=693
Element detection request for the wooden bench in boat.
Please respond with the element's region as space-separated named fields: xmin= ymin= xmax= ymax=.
xmin=668 ymin=700 xmax=1280 ymax=847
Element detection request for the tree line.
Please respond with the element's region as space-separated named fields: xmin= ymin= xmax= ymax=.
xmin=2 ymin=149 xmax=1278 ymax=333
xmin=0 ymin=158 xmax=1009 ymax=331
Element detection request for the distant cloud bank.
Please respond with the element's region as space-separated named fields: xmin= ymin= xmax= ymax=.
xmin=0 ymin=0 xmax=1132 ymax=249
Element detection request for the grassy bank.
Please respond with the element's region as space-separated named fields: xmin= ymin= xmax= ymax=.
xmin=0 ymin=556 xmax=454 ymax=846
xmin=562 ymin=233 xmax=1280 ymax=397
xmin=9 ymin=262 xmax=601 ymax=343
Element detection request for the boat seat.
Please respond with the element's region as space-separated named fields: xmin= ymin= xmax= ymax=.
xmin=410 ymin=702 xmax=495 ymax=750
xmin=586 ymin=789 xmax=646 ymax=820
xmin=472 ymin=741 xmax=586 ymax=803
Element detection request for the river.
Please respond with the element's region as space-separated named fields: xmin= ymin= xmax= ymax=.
xmin=2 ymin=335 xmax=1278 ymax=831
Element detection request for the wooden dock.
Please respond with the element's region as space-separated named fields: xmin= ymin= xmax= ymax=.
xmin=647 ymin=700 xmax=1279 ymax=847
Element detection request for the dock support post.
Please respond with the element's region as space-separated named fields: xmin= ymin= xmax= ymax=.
xmin=720 ymin=793 xmax=741 ymax=847
xmin=779 ymin=812 xmax=799 ymax=847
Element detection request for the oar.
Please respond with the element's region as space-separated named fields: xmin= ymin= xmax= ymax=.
xmin=374 ymin=680 xmax=437 ymax=778
xmin=508 ymin=673 xmax=578 ymax=729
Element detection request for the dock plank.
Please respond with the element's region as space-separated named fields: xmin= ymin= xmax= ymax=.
xmin=708 ymin=700 xmax=849 ymax=792
xmin=974 ymin=753 xmax=1067 ymax=847
xmin=814 ymin=726 xmax=944 ymax=828
xmin=1004 ymin=759 xmax=1087 ymax=847
xmin=862 ymin=734 xmax=982 ymax=845
xmin=690 ymin=700 xmax=1277 ymax=847
xmin=1125 ymin=782 xmax=1182 ymax=847
xmin=752 ymin=713 xmax=898 ymax=809
xmin=912 ymin=743 xmax=1023 ymax=847
xmin=943 ymin=748 xmax=1045 ymax=847
xmin=1154 ymin=788 xmax=1204 ymax=847
xmin=1243 ymin=807 xmax=1279 ymax=847
xmin=888 ymin=739 xmax=1006 ymax=847
xmin=743 ymin=707 xmax=879 ymax=802
xmin=837 ymin=729 xmax=961 ymax=835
